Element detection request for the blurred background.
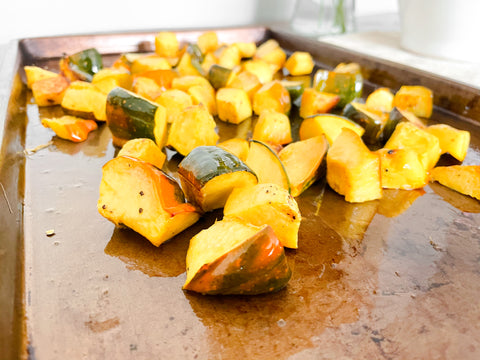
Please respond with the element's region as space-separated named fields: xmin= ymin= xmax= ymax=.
xmin=0 ymin=0 xmax=398 ymax=44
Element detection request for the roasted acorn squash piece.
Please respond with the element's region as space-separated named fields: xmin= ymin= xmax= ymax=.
xmin=228 ymin=71 xmax=262 ymax=101
xmin=154 ymin=32 xmax=179 ymax=58
xmin=284 ymin=51 xmax=315 ymax=76
xmin=254 ymin=39 xmax=286 ymax=70
xmin=155 ymin=89 xmax=193 ymax=124
xmin=342 ymin=102 xmax=389 ymax=144
xmin=183 ymin=219 xmax=291 ymax=295
xmin=59 ymin=48 xmax=103 ymax=82
xmin=106 ymin=87 xmax=168 ymax=148
xmin=242 ymin=59 xmax=276 ymax=84
xmin=245 ymin=140 xmax=290 ymax=192
xmin=132 ymin=76 xmax=164 ymax=101
xmin=61 ymin=81 xmax=107 ymax=121
xmin=92 ymin=68 xmax=132 ymax=94
xmin=327 ymin=128 xmax=382 ymax=203
xmin=208 ymin=64 xmax=237 ymax=90
xmin=41 ymin=115 xmax=98 ymax=143
xmin=117 ymin=138 xmax=166 ymax=170
xmin=299 ymin=88 xmax=340 ymax=118
xmin=393 ymin=85 xmax=433 ymax=118
xmin=216 ymin=87 xmax=252 ymax=124
xmin=166 ymin=104 xmax=219 ymax=156
xmin=31 ymin=76 xmax=70 ymax=106
xmin=98 ymin=156 xmax=200 ymax=247
xmin=178 ymin=146 xmax=257 ymax=212
xmin=279 ymin=135 xmax=329 ymax=197
xmin=197 ymin=31 xmax=218 ymax=54
xmin=377 ymin=148 xmax=428 ymax=190
xmin=426 ymin=124 xmax=470 ymax=162
xmin=24 ymin=66 xmax=60 ymax=89
xmin=430 ymin=165 xmax=480 ymax=200
xmin=384 ymin=122 xmax=441 ymax=171
xmin=252 ymin=109 xmax=292 ymax=146
xmin=299 ymin=114 xmax=364 ymax=145
xmin=217 ymin=138 xmax=250 ymax=161
xmin=253 ymin=81 xmax=291 ymax=116
xmin=365 ymin=87 xmax=394 ymax=113
xmin=224 ymin=183 xmax=301 ymax=249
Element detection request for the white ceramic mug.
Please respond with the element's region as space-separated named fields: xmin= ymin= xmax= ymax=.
xmin=399 ymin=0 xmax=480 ymax=63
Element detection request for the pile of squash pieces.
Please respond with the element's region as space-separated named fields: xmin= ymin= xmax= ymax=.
xmin=24 ymin=30 xmax=479 ymax=295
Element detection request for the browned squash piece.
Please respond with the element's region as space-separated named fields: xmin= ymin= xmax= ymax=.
xmin=134 ymin=69 xmax=178 ymax=91
xmin=155 ymin=89 xmax=193 ymax=124
xmin=254 ymin=39 xmax=286 ymax=70
xmin=98 ymin=156 xmax=200 ymax=246
xmin=61 ymin=81 xmax=107 ymax=121
xmin=245 ymin=140 xmax=290 ymax=192
xmin=299 ymin=88 xmax=340 ymax=118
xmin=279 ymin=135 xmax=329 ymax=197
xmin=327 ymin=128 xmax=382 ymax=203
xmin=117 ymin=138 xmax=166 ymax=170
xmin=166 ymin=104 xmax=219 ymax=156
xmin=284 ymin=51 xmax=315 ymax=76
xmin=217 ymin=138 xmax=250 ymax=161
xmin=132 ymin=76 xmax=164 ymax=101
xmin=429 ymin=165 xmax=480 ymax=200
xmin=183 ymin=219 xmax=291 ymax=295
xmin=216 ymin=88 xmax=252 ymax=124
xmin=131 ymin=54 xmax=171 ymax=74
xmin=365 ymin=87 xmax=394 ymax=113
xmin=299 ymin=114 xmax=364 ymax=145
xmin=41 ymin=115 xmax=97 ymax=142
xmin=393 ymin=85 xmax=433 ymax=118
xmin=92 ymin=68 xmax=132 ymax=94
xmin=242 ymin=59 xmax=276 ymax=84
xmin=252 ymin=109 xmax=292 ymax=146
xmin=31 ymin=76 xmax=70 ymax=106
xmin=426 ymin=124 xmax=470 ymax=162
xmin=253 ymin=81 xmax=291 ymax=115
xmin=228 ymin=71 xmax=262 ymax=101
xmin=178 ymin=146 xmax=257 ymax=212
xmin=24 ymin=65 xmax=60 ymax=89
xmin=224 ymin=183 xmax=301 ymax=249
xmin=197 ymin=31 xmax=218 ymax=54
xmin=384 ymin=122 xmax=441 ymax=171
xmin=377 ymin=148 xmax=428 ymax=190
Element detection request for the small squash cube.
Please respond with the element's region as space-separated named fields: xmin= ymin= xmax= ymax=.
xmin=41 ymin=115 xmax=97 ymax=142
xmin=117 ymin=138 xmax=166 ymax=170
xmin=208 ymin=65 xmax=237 ymax=90
xmin=132 ymin=76 xmax=164 ymax=101
xmin=228 ymin=71 xmax=262 ymax=101
xmin=176 ymin=52 xmax=203 ymax=77
xmin=393 ymin=85 xmax=433 ymax=118
xmin=200 ymin=52 xmax=217 ymax=74
xmin=166 ymin=104 xmax=219 ymax=156
xmin=98 ymin=156 xmax=200 ymax=247
xmin=284 ymin=51 xmax=315 ymax=76
xmin=218 ymin=45 xmax=241 ymax=69
xmin=183 ymin=219 xmax=291 ymax=295
xmin=188 ymin=85 xmax=217 ymax=116
xmin=24 ymin=66 xmax=59 ymax=89
xmin=426 ymin=124 xmax=470 ymax=162
xmin=429 ymin=165 xmax=480 ymax=200
xmin=135 ymin=69 xmax=179 ymax=91
xmin=254 ymin=39 xmax=286 ymax=69
xmin=197 ymin=31 xmax=218 ymax=54
xmin=327 ymin=128 xmax=382 ymax=203
xmin=172 ymin=75 xmax=214 ymax=93
xmin=217 ymin=138 xmax=250 ymax=161
xmin=224 ymin=183 xmax=301 ymax=249
xmin=155 ymin=89 xmax=193 ymax=124
xmin=234 ymin=42 xmax=257 ymax=58
xmin=178 ymin=146 xmax=258 ymax=212
xmin=31 ymin=76 xmax=69 ymax=106
xmin=384 ymin=122 xmax=441 ymax=170
xmin=216 ymin=87 xmax=252 ymax=124
xmin=299 ymin=114 xmax=365 ymax=145
xmin=377 ymin=148 xmax=428 ymax=190
xmin=131 ymin=55 xmax=171 ymax=74
xmin=253 ymin=81 xmax=291 ymax=115
xmin=92 ymin=68 xmax=132 ymax=93
xmin=299 ymin=88 xmax=340 ymax=118
xmin=155 ymin=31 xmax=179 ymax=58
xmin=313 ymin=68 xmax=363 ymax=108
xmin=252 ymin=109 xmax=292 ymax=146
xmin=61 ymin=81 xmax=107 ymax=121
xmin=279 ymin=135 xmax=329 ymax=197
xmin=242 ymin=59 xmax=276 ymax=84
xmin=365 ymin=87 xmax=394 ymax=113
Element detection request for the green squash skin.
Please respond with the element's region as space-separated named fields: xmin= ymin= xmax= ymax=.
xmin=313 ymin=70 xmax=363 ymax=108
xmin=342 ymin=103 xmax=384 ymax=145
xmin=178 ymin=146 xmax=257 ymax=187
xmin=106 ymin=87 xmax=158 ymax=143
xmin=185 ymin=226 xmax=292 ymax=295
xmin=68 ymin=48 xmax=103 ymax=82
xmin=208 ymin=64 xmax=233 ymax=90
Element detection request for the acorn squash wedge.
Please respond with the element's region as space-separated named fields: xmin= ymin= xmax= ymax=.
xmin=59 ymin=48 xmax=103 ymax=82
xmin=106 ymin=87 xmax=167 ymax=148
xmin=429 ymin=165 xmax=480 ymax=200
xmin=98 ymin=156 xmax=200 ymax=247
xmin=178 ymin=146 xmax=258 ymax=212
xmin=224 ymin=183 xmax=301 ymax=249
xmin=183 ymin=219 xmax=291 ymax=295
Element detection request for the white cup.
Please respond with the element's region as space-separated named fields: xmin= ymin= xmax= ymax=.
xmin=399 ymin=0 xmax=480 ymax=63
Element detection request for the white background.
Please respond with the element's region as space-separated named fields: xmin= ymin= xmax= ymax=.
xmin=0 ymin=0 xmax=398 ymax=44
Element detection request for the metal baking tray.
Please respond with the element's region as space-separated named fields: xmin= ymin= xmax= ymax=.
xmin=1 ymin=26 xmax=480 ymax=360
